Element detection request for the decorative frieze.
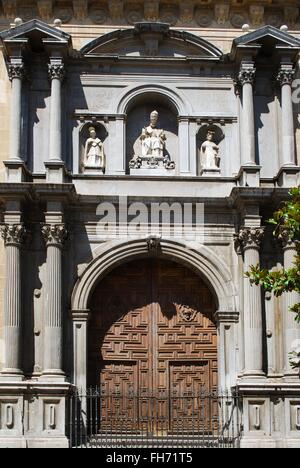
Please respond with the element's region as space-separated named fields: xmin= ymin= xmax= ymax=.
xmin=48 ymin=63 xmax=66 ymax=82
xmin=42 ymin=224 xmax=68 ymax=246
xmin=73 ymin=0 xmax=88 ymax=21
xmin=144 ymin=0 xmax=159 ymax=22
xmin=249 ymin=5 xmax=264 ymax=27
xmin=215 ymin=4 xmax=230 ymax=25
xmin=2 ymin=0 xmax=18 ymax=19
xmin=37 ymin=0 xmax=53 ymax=20
xmin=284 ymin=6 xmax=299 ymax=27
xmin=179 ymin=2 xmax=194 ymax=24
xmin=108 ymin=0 xmax=123 ymax=21
xmin=0 ymin=224 xmax=27 ymax=246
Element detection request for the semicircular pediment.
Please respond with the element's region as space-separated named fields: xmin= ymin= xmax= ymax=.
xmin=81 ymin=23 xmax=223 ymax=60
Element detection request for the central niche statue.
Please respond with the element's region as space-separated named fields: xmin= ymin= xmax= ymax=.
xmin=129 ymin=111 xmax=175 ymax=171
xmin=200 ymin=131 xmax=221 ymax=176
xmin=83 ymin=126 xmax=105 ymax=174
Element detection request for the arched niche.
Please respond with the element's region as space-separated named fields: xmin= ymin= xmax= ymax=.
xmin=79 ymin=122 xmax=108 ymax=174
xmin=125 ymin=92 xmax=179 ymax=174
xmin=196 ymin=124 xmax=225 ymax=176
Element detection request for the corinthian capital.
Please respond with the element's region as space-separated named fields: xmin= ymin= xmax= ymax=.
xmin=0 ymin=224 xmax=27 ymax=246
xmin=48 ymin=63 xmax=66 ymax=82
xmin=276 ymin=67 xmax=295 ymax=87
xmin=8 ymin=63 xmax=26 ymax=81
xmin=278 ymin=227 xmax=297 ymax=250
xmin=237 ymin=67 xmax=256 ymax=86
xmin=234 ymin=227 xmax=265 ymax=253
xmin=42 ymin=224 xmax=68 ymax=246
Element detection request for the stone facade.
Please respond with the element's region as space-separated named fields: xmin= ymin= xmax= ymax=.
xmin=0 ymin=1 xmax=299 ymax=448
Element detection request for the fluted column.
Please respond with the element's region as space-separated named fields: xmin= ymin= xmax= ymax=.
xmin=0 ymin=224 xmax=27 ymax=379
xmin=279 ymin=229 xmax=300 ymax=378
xmin=236 ymin=227 xmax=265 ymax=378
xmin=276 ymin=66 xmax=296 ymax=167
xmin=41 ymin=224 xmax=67 ymax=379
xmin=48 ymin=62 xmax=65 ymax=162
xmin=8 ymin=62 xmax=26 ymax=162
xmin=238 ymin=64 xmax=256 ymax=166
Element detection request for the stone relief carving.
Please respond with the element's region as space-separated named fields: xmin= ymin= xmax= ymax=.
xmin=144 ymin=0 xmax=159 ymax=22
xmin=48 ymin=63 xmax=65 ymax=81
xmin=230 ymin=11 xmax=248 ymax=28
xmin=2 ymin=0 xmax=17 ymax=18
xmin=195 ymin=8 xmax=214 ymax=27
xmin=215 ymin=4 xmax=230 ymax=25
xmin=83 ymin=126 xmax=105 ymax=174
xmin=160 ymin=6 xmax=179 ymax=26
xmin=266 ymin=11 xmax=283 ymax=28
xmin=175 ymin=304 xmax=198 ymax=322
xmin=179 ymin=2 xmax=194 ymax=24
xmin=276 ymin=68 xmax=295 ymax=86
xmin=126 ymin=6 xmax=143 ymax=25
xmin=90 ymin=7 xmax=108 ymax=24
xmin=238 ymin=67 xmax=256 ymax=86
xmin=284 ymin=7 xmax=299 ymax=27
xmin=8 ymin=63 xmax=26 ymax=81
xmin=129 ymin=111 xmax=175 ymax=171
xmin=73 ymin=0 xmax=88 ymax=21
xmin=249 ymin=5 xmax=264 ymax=27
xmin=37 ymin=0 xmax=53 ymax=20
xmin=109 ymin=0 xmax=124 ymax=20
xmin=234 ymin=227 xmax=265 ymax=253
xmin=200 ymin=131 xmax=221 ymax=175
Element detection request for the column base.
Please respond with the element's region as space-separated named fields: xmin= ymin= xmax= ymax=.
xmin=0 ymin=369 xmax=24 ymax=382
xmin=276 ymin=166 xmax=300 ymax=188
xmin=3 ymin=160 xmax=30 ymax=183
xmin=238 ymin=165 xmax=261 ymax=187
xmin=39 ymin=370 xmax=66 ymax=382
xmin=240 ymin=371 xmax=266 ymax=381
xmin=45 ymin=161 xmax=70 ymax=184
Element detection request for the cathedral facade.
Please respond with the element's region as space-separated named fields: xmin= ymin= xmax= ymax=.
xmin=0 ymin=0 xmax=300 ymax=448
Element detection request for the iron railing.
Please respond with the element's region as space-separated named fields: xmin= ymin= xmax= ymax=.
xmin=68 ymin=387 xmax=242 ymax=448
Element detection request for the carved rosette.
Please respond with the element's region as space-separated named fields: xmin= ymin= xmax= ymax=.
xmin=234 ymin=227 xmax=265 ymax=253
xmin=48 ymin=63 xmax=66 ymax=82
xmin=8 ymin=63 xmax=26 ymax=81
xmin=237 ymin=68 xmax=256 ymax=86
xmin=42 ymin=224 xmax=68 ymax=247
xmin=276 ymin=68 xmax=295 ymax=87
xmin=0 ymin=224 xmax=27 ymax=246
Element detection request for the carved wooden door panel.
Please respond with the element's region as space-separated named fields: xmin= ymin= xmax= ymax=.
xmin=88 ymin=259 xmax=217 ymax=432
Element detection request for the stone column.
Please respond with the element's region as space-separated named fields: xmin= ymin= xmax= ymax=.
xmin=279 ymin=229 xmax=300 ymax=378
xmin=276 ymin=65 xmax=296 ymax=167
xmin=48 ymin=62 xmax=65 ymax=162
xmin=236 ymin=227 xmax=265 ymax=378
xmin=8 ymin=62 xmax=26 ymax=162
xmin=238 ymin=64 xmax=256 ymax=166
xmin=0 ymin=224 xmax=27 ymax=379
xmin=41 ymin=224 xmax=67 ymax=380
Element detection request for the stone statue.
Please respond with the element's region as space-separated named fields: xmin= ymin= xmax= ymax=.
xmin=200 ymin=131 xmax=220 ymax=172
xmin=140 ymin=110 xmax=166 ymax=158
xmin=84 ymin=126 xmax=105 ymax=173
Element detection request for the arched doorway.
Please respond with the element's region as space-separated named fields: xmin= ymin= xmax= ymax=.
xmin=88 ymin=258 xmax=218 ymax=394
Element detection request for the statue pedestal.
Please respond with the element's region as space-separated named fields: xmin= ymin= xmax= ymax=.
xmin=200 ymin=168 xmax=221 ymax=177
xmin=130 ymin=168 xmax=176 ymax=177
xmin=83 ymin=167 xmax=105 ymax=175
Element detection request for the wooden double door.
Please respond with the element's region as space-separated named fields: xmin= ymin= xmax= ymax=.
xmin=88 ymin=258 xmax=218 ymax=396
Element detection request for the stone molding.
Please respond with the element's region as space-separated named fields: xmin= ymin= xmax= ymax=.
xmin=234 ymin=227 xmax=265 ymax=252
xmin=0 ymin=224 xmax=27 ymax=246
xmin=41 ymin=224 xmax=68 ymax=246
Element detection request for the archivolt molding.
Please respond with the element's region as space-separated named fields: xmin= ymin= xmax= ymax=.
xmin=115 ymin=83 xmax=191 ymax=116
xmin=71 ymin=237 xmax=238 ymax=317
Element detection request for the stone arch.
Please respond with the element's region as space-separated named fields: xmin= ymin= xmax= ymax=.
xmin=71 ymin=237 xmax=238 ymax=317
xmin=115 ymin=84 xmax=191 ymax=116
